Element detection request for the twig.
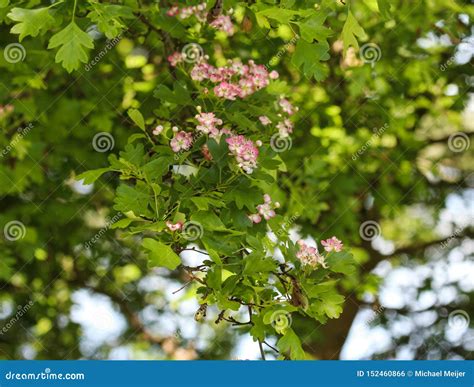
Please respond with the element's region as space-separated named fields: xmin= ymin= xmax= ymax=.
xmin=258 ymin=340 xmax=266 ymax=360
xmin=172 ymin=280 xmax=192 ymax=294
xmin=263 ymin=340 xmax=279 ymax=354
xmin=222 ymin=316 xmax=252 ymax=326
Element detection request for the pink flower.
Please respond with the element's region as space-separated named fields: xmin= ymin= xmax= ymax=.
xmin=166 ymin=6 xmax=180 ymax=17
xmin=168 ymin=52 xmax=183 ymax=67
xmin=249 ymin=194 xmax=279 ymax=223
xmin=195 ymin=111 xmax=223 ymax=136
xmin=191 ymin=59 xmax=274 ymax=100
xmin=153 ymin=125 xmax=164 ymax=135
xmin=225 ymin=135 xmax=259 ymax=173
xmin=248 ymin=214 xmax=262 ymax=224
xmin=257 ymin=203 xmax=275 ymax=220
xmin=167 ymin=3 xmax=207 ymax=21
xmin=214 ymin=81 xmax=240 ymax=100
xmin=210 ymin=15 xmax=235 ymax=36
xmin=278 ymin=97 xmax=298 ymax=115
xmin=170 ymin=131 xmax=193 ymax=152
xmin=259 ymin=116 xmax=272 ymax=126
xmin=321 ymin=236 xmax=343 ymax=252
xmin=166 ymin=221 xmax=183 ymax=231
xmin=269 ymin=70 xmax=279 ymax=79
xmin=296 ymin=240 xmax=327 ymax=268
xmin=276 ymin=118 xmax=293 ymax=137
xmin=191 ymin=62 xmax=212 ymax=81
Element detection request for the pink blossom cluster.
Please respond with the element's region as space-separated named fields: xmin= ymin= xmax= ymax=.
xmin=276 ymin=118 xmax=293 ymax=138
xmin=166 ymin=221 xmax=183 ymax=231
xmin=166 ymin=3 xmax=207 ymax=21
xmin=278 ymin=97 xmax=298 ymax=116
xmin=248 ymin=194 xmax=280 ymax=224
xmin=191 ymin=59 xmax=279 ymax=100
xmin=296 ymin=237 xmax=343 ymax=269
xmin=296 ymin=240 xmax=327 ymax=269
xmin=210 ymin=15 xmax=234 ymax=36
xmin=195 ymin=111 xmax=223 ymax=138
xmin=225 ymin=135 xmax=259 ymax=173
xmin=166 ymin=4 xmax=234 ymax=36
xmin=321 ymin=236 xmax=343 ymax=252
xmin=168 ymin=52 xmax=184 ymax=67
xmin=170 ymin=130 xmax=193 ymax=153
xmin=153 ymin=125 xmax=164 ymax=135
xmin=259 ymin=115 xmax=272 ymax=126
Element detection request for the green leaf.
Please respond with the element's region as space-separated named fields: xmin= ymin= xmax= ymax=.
xmin=257 ymin=8 xmax=299 ymax=24
xmin=8 ymin=7 xmax=55 ymax=41
xmin=292 ymin=39 xmax=330 ymax=81
xmin=225 ymin=187 xmax=261 ymax=210
xmin=76 ymin=168 xmax=110 ymax=185
xmin=191 ymin=211 xmax=226 ymax=231
xmin=341 ymin=11 xmax=367 ymax=55
xmin=127 ymin=108 xmax=145 ymax=131
xmin=142 ymin=157 xmax=171 ymax=182
xmin=142 ymin=238 xmax=181 ymax=270
xmin=243 ymin=252 xmax=277 ymax=274
xmin=206 ymin=266 xmax=222 ymax=290
xmin=277 ymin=328 xmax=306 ymax=360
xmin=48 ymin=21 xmax=94 ymax=72
xmin=309 ymin=293 xmax=345 ymax=320
xmin=110 ymin=218 xmax=135 ymax=229
xmin=88 ymin=4 xmax=134 ymax=39
xmin=326 ymin=251 xmax=356 ymax=275
xmin=298 ymin=14 xmax=333 ymax=43
xmin=250 ymin=314 xmax=266 ymax=342
xmin=120 ymin=143 xmax=145 ymax=167
xmin=377 ymin=0 xmax=392 ymax=20
xmin=113 ymin=183 xmax=151 ymax=216
xmin=190 ymin=197 xmax=223 ymax=211
xmin=154 ymin=82 xmax=192 ymax=105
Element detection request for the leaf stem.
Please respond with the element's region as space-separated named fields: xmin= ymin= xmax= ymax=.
xmin=72 ymin=0 xmax=78 ymax=20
